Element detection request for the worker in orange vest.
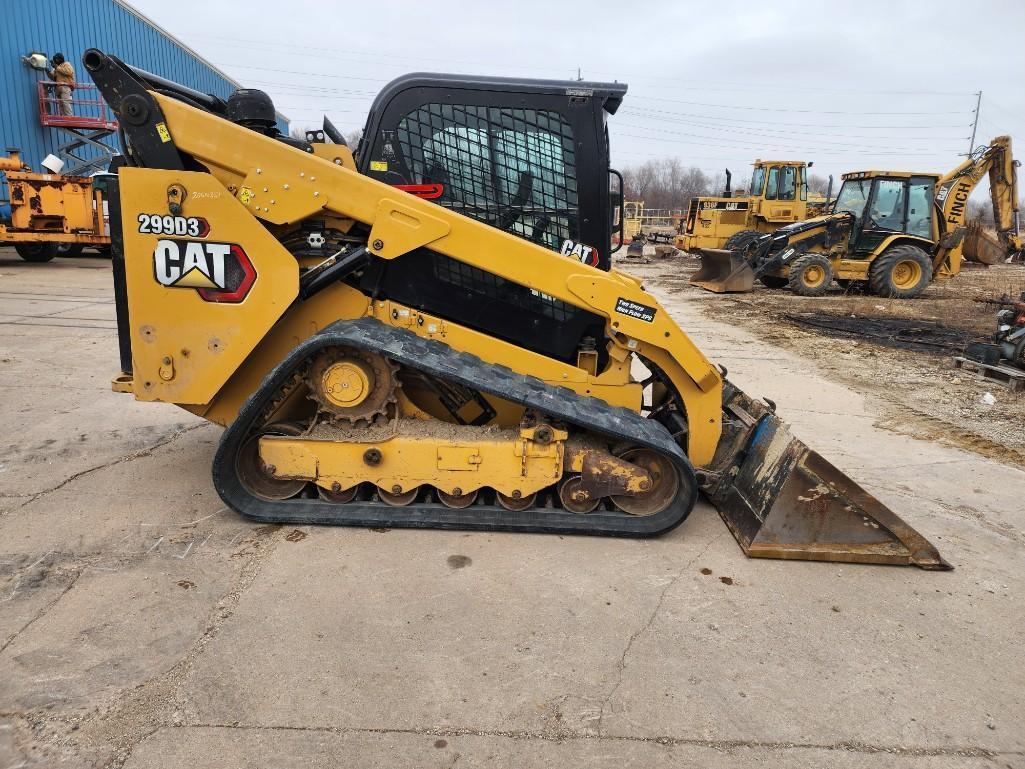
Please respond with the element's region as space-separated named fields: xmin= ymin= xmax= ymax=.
xmin=47 ymin=53 xmax=75 ymax=117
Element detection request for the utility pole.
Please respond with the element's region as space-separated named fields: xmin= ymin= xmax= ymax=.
xmin=968 ymin=90 xmax=982 ymax=154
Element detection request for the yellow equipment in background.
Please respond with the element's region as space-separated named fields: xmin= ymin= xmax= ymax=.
xmin=0 ymin=149 xmax=111 ymax=262
xmin=676 ymin=159 xmax=823 ymax=254
xmin=85 ymin=49 xmax=950 ymax=570
xmin=692 ymin=138 xmax=1020 ymax=297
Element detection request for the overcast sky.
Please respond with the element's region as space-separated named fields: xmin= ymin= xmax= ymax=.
xmin=132 ymin=0 xmax=1025 ymax=188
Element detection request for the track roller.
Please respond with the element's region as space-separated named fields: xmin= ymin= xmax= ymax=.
xmin=378 ymin=485 xmax=419 ymax=506
xmin=496 ymin=491 xmax=537 ymax=511
xmin=437 ymin=489 xmax=478 ymax=508
xmin=558 ymin=476 xmax=601 ymax=514
xmin=318 ymin=483 xmax=359 ymax=503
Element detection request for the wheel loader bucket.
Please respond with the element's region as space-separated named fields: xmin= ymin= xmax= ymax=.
xmin=690 ymin=248 xmax=756 ymax=293
xmin=705 ymin=387 xmax=951 ymax=569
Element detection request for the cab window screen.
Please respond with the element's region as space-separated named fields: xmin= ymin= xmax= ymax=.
xmin=765 ymin=166 xmax=779 ymax=199
xmin=871 ymin=179 xmax=907 ymax=232
xmin=395 ymin=104 xmax=578 ymax=252
xmin=749 ymin=166 xmax=765 ymax=195
xmin=906 ymin=177 xmax=934 ymax=238
xmin=779 ymin=165 xmax=797 ymax=201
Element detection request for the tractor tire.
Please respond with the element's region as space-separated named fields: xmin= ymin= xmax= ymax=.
xmin=57 ymin=243 xmax=85 ymax=258
xmin=15 ymin=243 xmax=59 ymax=263
xmin=758 ymin=275 xmax=789 ymax=289
xmin=723 ymin=229 xmax=763 ymax=253
xmin=869 ymin=244 xmax=932 ymax=298
xmin=787 ymin=253 xmax=833 ymax=296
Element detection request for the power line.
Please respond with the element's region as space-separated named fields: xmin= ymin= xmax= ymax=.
xmin=613 ymin=131 xmax=962 ymax=159
xmin=615 ymin=122 xmax=963 ymax=155
xmin=619 ymin=105 xmax=971 ymax=130
xmin=616 ymin=117 xmax=967 ymax=145
xmin=985 ymin=97 xmax=1025 ymax=126
xmin=629 ymin=93 xmax=973 ymax=116
xmin=212 ymin=62 xmax=389 ymax=83
xmin=192 ymin=32 xmax=980 ymax=101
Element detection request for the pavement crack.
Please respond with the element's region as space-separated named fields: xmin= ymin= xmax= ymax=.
xmin=172 ymin=723 xmax=1013 ymax=758
xmin=596 ymin=533 xmax=723 ymax=734
xmin=0 ymin=568 xmax=82 ymax=655
xmin=66 ymin=523 xmax=286 ymax=769
xmin=1 ymin=423 xmax=207 ymax=513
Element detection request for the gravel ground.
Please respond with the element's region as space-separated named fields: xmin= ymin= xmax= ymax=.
xmin=620 ymin=253 xmax=1025 ymax=468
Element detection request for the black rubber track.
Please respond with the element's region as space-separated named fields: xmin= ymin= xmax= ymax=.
xmin=213 ymin=317 xmax=699 ymax=537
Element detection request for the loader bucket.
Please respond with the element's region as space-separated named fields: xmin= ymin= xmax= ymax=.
xmin=706 ymin=387 xmax=951 ymax=569
xmin=690 ymin=248 xmax=756 ymax=293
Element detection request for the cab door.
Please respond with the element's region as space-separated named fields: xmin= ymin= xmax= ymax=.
xmin=854 ymin=178 xmax=909 ymax=253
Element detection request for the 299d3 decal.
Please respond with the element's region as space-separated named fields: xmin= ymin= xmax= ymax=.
xmin=139 ymin=212 xmax=256 ymax=303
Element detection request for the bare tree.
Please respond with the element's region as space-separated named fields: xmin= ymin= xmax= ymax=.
xmin=621 ymin=158 xmax=714 ymax=209
xmin=808 ymin=174 xmax=832 ymax=196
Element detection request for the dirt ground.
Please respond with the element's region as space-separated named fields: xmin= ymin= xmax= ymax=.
xmin=2 ymin=249 xmax=1025 ymax=768
xmin=621 ymin=253 xmax=1025 ymax=469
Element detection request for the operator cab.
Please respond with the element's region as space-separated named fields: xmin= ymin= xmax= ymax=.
xmin=354 ymin=73 xmax=628 ymax=363
xmin=358 ymin=73 xmax=626 ymax=270
xmin=834 ymin=171 xmax=938 ymax=253
xmin=748 ymin=160 xmax=809 ymax=204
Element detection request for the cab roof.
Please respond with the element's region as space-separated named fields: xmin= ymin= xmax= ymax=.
xmin=841 ymin=170 xmax=940 ymax=180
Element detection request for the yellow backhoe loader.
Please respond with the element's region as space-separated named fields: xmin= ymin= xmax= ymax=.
xmin=84 ymin=49 xmax=950 ymax=569
xmin=692 ymin=138 xmax=1021 ymax=296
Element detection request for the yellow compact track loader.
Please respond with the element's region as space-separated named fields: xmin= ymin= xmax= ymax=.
xmin=692 ymin=140 xmax=1021 ymax=296
xmin=85 ymin=50 xmax=949 ymax=569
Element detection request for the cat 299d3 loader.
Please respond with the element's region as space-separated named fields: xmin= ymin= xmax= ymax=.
xmin=84 ymin=49 xmax=949 ymax=569
xmin=692 ymin=138 xmax=1021 ymax=296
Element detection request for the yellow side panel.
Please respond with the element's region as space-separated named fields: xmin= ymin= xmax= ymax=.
xmin=119 ymin=167 xmax=299 ymax=406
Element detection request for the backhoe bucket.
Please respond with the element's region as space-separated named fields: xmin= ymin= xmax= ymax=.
xmin=690 ymin=248 xmax=755 ymax=293
xmin=963 ymin=220 xmax=1006 ymax=265
xmin=705 ymin=386 xmax=951 ymax=569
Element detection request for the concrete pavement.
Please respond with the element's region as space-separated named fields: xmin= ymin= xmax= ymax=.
xmin=1 ymin=250 xmax=1022 ymax=768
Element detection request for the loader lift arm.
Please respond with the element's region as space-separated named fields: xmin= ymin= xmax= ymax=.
xmin=85 ymin=49 xmax=950 ymax=569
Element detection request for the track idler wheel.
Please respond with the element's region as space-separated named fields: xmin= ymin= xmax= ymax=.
xmin=610 ymin=449 xmax=680 ymax=516
xmin=237 ymin=424 xmax=307 ymax=501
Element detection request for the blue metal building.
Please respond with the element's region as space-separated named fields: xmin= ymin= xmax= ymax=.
xmin=0 ymin=0 xmax=288 ymax=175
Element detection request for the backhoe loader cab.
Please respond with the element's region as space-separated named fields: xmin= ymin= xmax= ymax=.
xmin=82 ymin=49 xmax=950 ymax=570
xmin=677 ymin=159 xmax=815 ymax=254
